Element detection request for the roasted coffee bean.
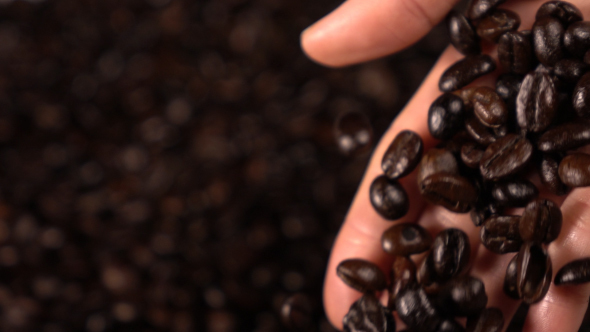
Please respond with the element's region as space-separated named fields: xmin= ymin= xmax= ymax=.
xmin=439 ymin=319 xmax=467 ymax=332
xmin=439 ymin=55 xmax=496 ymax=92
xmin=443 ymin=131 xmax=475 ymax=156
xmin=536 ymin=1 xmax=583 ymax=26
xmin=395 ymin=285 xmax=442 ymax=332
xmin=564 ymin=21 xmax=590 ymax=58
xmin=496 ymin=73 xmax=523 ymax=105
xmin=539 ymin=154 xmax=569 ymax=195
xmin=336 ymin=259 xmax=387 ymax=292
xmin=472 ymin=87 xmax=508 ymax=128
xmin=467 ymin=0 xmax=507 ymax=20
xmin=335 ymin=111 xmax=374 ymax=156
xmin=417 ymin=252 xmax=442 ymax=292
xmin=437 ymin=276 xmax=488 ymax=317
xmin=466 ymin=308 xmax=504 ymax=332
xmin=559 ymin=153 xmax=590 ymax=187
xmin=382 ymin=223 xmax=433 ymax=257
xmin=476 ymin=9 xmax=520 ymax=43
xmin=537 ymin=121 xmax=590 ymax=152
xmin=516 ymin=242 xmax=552 ymax=304
xmin=554 ymin=59 xmax=590 ymax=85
xmin=465 ymin=115 xmax=498 ymax=146
xmin=555 ymin=258 xmax=590 ymax=285
xmin=420 ymin=173 xmax=478 ymax=213
xmin=281 ymin=294 xmax=313 ymax=331
xmin=516 ymin=71 xmax=557 ymax=133
xmin=370 ymin=175 xmax=409 ymax=220
xmin=532 ymin=17 xmax=565 ymax=66
xmin=428 ymin=93 xmax=466 ymax=140
xmin=498 ymin=31 xmax=534 ymax=74
xmin=432 ymin=228 xmax=471 ymax=280
xmin=456 ymin=86 xmax=478 ymax=109
xmin=343 ymin=293 xmax=396 ymax=332
xmin=491 ymin=179 xmax=538 ymax=207
xmin=447 ymin=10 xmax=481 ymax=55
xmin=481 ymin=215 xmax=522 ymax=254
xmin=480 ymin=134 xmax=533 ymax=181
xmin=417 ymin=149 xmax=459 ymax=185
xmin=504 ymin=253 xmax=521 ymax=299
xmin=388 ymin=256 xmax=417 ymax=308
xmin=382 ymin=130 xmax=423 ymax=180
xmin=470 ymin=203 xmax=497 ymax=227
xmin=520 ymin=199 xmax=562 ymax=244
xmin=461 ymin=142 xmax=485 ymax=168
xmin=573 ymin=72 xmax=590 ymax=118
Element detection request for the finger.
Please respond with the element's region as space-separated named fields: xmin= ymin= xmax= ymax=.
xmin=300 ymin=0 xmax=459 ymax=67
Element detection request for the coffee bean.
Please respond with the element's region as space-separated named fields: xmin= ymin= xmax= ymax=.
xmin=343 ymin=293 xmax=396 ymax=332
xmin=470 ymin=203 xmax=497 ymax=227
xmin=382 ymin=130 xmax=423 ymax=179
xmin=537 ymin=121 xmax=590 ymax=152
xmin=417 ymin=149 xmax=459 ymax=185
xmin=281 ymin=294 xmax=313 ymax=330
xmin=417 ymin=251 xmax=442 ymax=292
xmin=516 ymin=71 xmax=557 ymax=133
xmin=382 ymin=223 xmax=433 ymax=257
xmin=481 ymin=215 xmax=522 ymax=254
xmin=491 ymin=179 xmax=538 ymax=207
xmin=466 ymin=308 xmax=504 ymax=332
xmin=536 ymin=1 xmax=583 ymax=26
xmin=388 ymin=256 xmax=417 ymax=308
xmin=447 ymin=10 xmax=481 ymax=56
xmin=444 ymin=131 xmax=476 ymax=156
xmin=539 ymin=154 xmax=569 ymax=195
xmin=476 ymin=9 xmax=520 ymax=43
xmin=465 ymin=115 xmax=498 ymax=146
xmin=498 ymin=31 xmax=534 ymax=74
xmin=554 ymin=58 xmax=590 ymax=85
xmin=437 ymin=276 xmax=488 ymax=317
xmin=533 ymin=17 xmax=565 ymax=66
xmin=516 ymin=242 xmax=552 ymax=304
xmin=432 ymin=228 xmax=471 ymax=280
xmin=336 ymin=259 xmax=387 ymax=293
xmin=467 ymin=0 xmax=507 ymax=20
xmin=439 ymin=55 xmax=496 ymax=92
xmin=472 ymin=87 xmax=508 ymax=128
xmin=428 ymin=93 xmax=466 ymax=140
xmin=370 ymin=175 xmax=410 ymax=220
xmin=496 ymin=73 xmax=524 ymax=106
xmin=439 ymin=319 xmax=467 ymax=332
xmin=480 ymin=134 xmax=533 ymax=181
xmin=335 ymin=111 xmax=374 ymax=156
xmin=573 ymin=72 xmax=590 ymax=118
xmin=555 ymin=258 xmax=590 ymax=285
xmin=558 ymin=153 xmax=590 ymax=187
xmin=420 ymin=173 xmax=478 ymax=213
xmin=395 ymin=285 xmax=442 ymax=332
xmin=504 ymin=253 xmax=521 ymax=299
xmin=461 ymin=142 xmax=485 ymax=168
xmin=564 ymin=21 xmax=590 ymax=58
xmin=520 ymin=199 xmax=562 ymax=244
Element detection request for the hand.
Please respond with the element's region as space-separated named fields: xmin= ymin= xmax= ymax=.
xmin=301 ymin=0 xmax=590 ymax=331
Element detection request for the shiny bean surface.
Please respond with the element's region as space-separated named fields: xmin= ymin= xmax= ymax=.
xmin=447 ymin=10 xmax=480 ymax=55
xmin=536 ymin=1 xmax=583 ymax=26
xmin=476 ymin=9 xmax=520 ymax=43
xmin=420 ymin=173 xmax=478 ymax=213
xmin=388 ymin=256 xmax=416 ymax=309
xmin=417 ymin=149 xmax=459 ymax=185
xmin=491 ymin=179 xmax=538 ymax=207
xmin=539 ymin=154 xmax=569 ymax=195
xmin=498 ymin=31 xmax=534 ymax=74
xmin=480 ymin=134 xmax=533 ymax=181
xmin=465 ymin=115 xmax=498 ymax=146
xmin=555 ymin=258 xmax=590 ymax=285
xmin=519 ymin=198 xmax=562 ymax=244
xmin=382 ymin=130 xmax=423 ymax=180
xmin=432 ymin=228 xmax=471 ymax=280
xmin=573 ymin=72 xmax=590 ymax=118
xmin=537 ymin=121 xmax=590 ymax=152
xmin=504 ymin=253 xmax=521 ymax=299
xmin=558 ymin=153 xmax=590 ymax=187
xmin=439 ymin=55 xmax=496 ymax=92
xmin=516 ymin=242 xmax=552 ymax=304
xmin=467 ymin=0 xmax=507 ymax=20
xmin=516 ymin=71 xmax=557 ymax=133
xmin=564 ymin=21 xmax=590 ymax=57
xmin=395 ymin=285 xmax=442 ymax=332
xmin=382 ymin=223 xmax=433 ymax=257
xmin=481 ymin=215 xmax=522 ymax=254
xmin=370 ymin=175 xmax=409 ymax=220
xmin=533 ymin=17 xmax=565 ymax=66
xmin=472 ymin=87 xmax=508 ymax=128
xmin=336 ymin=259 xmax=387 ymax=292
xmin=428 ymin=93 xmax=466 ymax=140
xmin=343 ymin=294 xmax=396 ymax=332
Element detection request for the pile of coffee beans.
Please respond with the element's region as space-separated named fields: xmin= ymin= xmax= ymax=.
xmin=338 ymin=1 xmax=590 ymax=331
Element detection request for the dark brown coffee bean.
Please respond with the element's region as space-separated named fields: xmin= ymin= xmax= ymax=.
xmin=504 ymin=253 xmax=521 ymax=299
xmin=461 ymin=142 xmax=485 ymax=168
xmin=447 ymin=10 xmax=481 ymax=56
xmin=554 ymin=59 xmax=590 ymax=86
xmin=432 ymin=228 xmax=471 ymax=280
xmin=343 ymin=293 xmax=396 ymax=332
xmin=559 ymin=153 xmax=590 ymax=187
xmin=491 ymin=179 xmax=538 ymax=207
xmin=466 ymin=308 xmax=504 ymax=332
xmin=539 ymin=154 xmax=569 ymax=195
xmin=496 ymin=73 xmax=524 ymax=105
xmin=516 ymin=71 xmax=557 ymax=133
xmin=555 ymin=258 xmax=590 ymax=285
xmin=532 ymin=17 xmax=565 ymax=66
xmin=516 ymin=242 xmax=552 ymax=304
xmin=382 ymin=223 xmax=433 ymax=257
xmin=498 ymin=31 xmax=534 ymax=74
xmin=439 ymin=55 xmax=496 ymax=92
xmin=388 ymin=256 xmax=416 ymax=309
xmin=437 ymin=276 xmax=488 ymax=317
xmin=395 ymin=285 xmax=442 ymax=332
xmin=336 ymin=259 xmax=387 ymax=292
xmin=465 ymin=115 xmax=498 ymax=146
xmin=281 ymin=294 xmax=313 ymax=331
xmin=536 ymin=1 xmax=583 ymax=26
xmin=476 ymin=9 xmax=520 ymax=43
xmin=417 ymin=149 xmax=459 ymax=185
xmin=481 ymin=215 xmax=522 ymax=254
xmin=564 ymin=21 xmax=590 ymax=58
xmin=382 ymin=130 xmax=423 ymax=180
xmin=470 ymin=203 xmax=497 ymax=227
xmin=417 ymin=252 xmax=443 ymax=293
xmin=439 ymin=319 xmax=467 ymax=332
xmin=480 ymin=134 xmax=533 ymax=181
xmin=443 ymin=131 xmax=475 ymax=156
xmin=472 ymin=87 xmax=508 ymax=128
xmin=420 ymin=173 xmax=478 ymax=213
xmin=520 ymin=199 xmax=562 ymax=244
xmin=456 ymin=86 xmax=478 ymax=109
xmin=335 ymin=111 xmax=374 ymax=156
xmin=467 ymin=0 xmax=507 ymax=20
xmin=537 ymin=121 xmax=590 ymax=152
xmin=428 ymin=93 xmax=466 ymax=140
xmin=573 ymin=72 xmax=590 ymax=118
xmin=370 ymin=175 xmax=409 ymax=220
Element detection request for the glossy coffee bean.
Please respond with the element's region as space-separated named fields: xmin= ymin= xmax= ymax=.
xmin=466 ymin=308 xmax=504 ymax=332
xmin=516 ymin=71 xmax=557 ymax=133
xmin=439 ymin=319 xmax=467 ymax=332
xmin=343 ymin=293 xmax=396 ymax=332
xmin=504 ymin=253 xmax=520 ymax=299
xmin=281 ymin=294 xmax=313 ymax=331
xmin=564 ymin=21 xmax=590 ymax=58
xmin=532 ymin=17 xmax=565 ymax=66
xmin=336 ymin=259 xmax=387 ymax=292
xmin=395 ymin=285 xmax=442 ymax=332
xmin=335 ymin=111 xmax=374 ymax=156
xmin=472 ymin=87 xmax=508 ymax=128
xmin=470 ymin=203 xmax=497 ymax=227
xmin=439 ymin=55 xmax=496 ymax=92
xmin=370 ymin=175 xmax=409 ymax=220
xmin=420 ymin=173 xmax=478 ymax=213
xmin=481 ymin=215 xmax=522 ymax=254
xmin=417 ymin=148 xmax=459 ymax=185
xmin=536 ymin=1 xmax=583 ymax=26
xmin=432 ymin=228 xmax=471 ymax=280
xmin=465 ymin=115 xmax=498 ymax=146
xmin=476 ymin=9 xmax=520 ymax=43
xmin=382 ymin=130 xmax=423 ymax=180
xmin=516 ymin=242 xmax=552 ymax=304
xmin=520 ymin=199 xmax=562 ymax=244
xmin=573 ymin=72 xmax=590 ymax=118
xmin=554 ymin=58 xmax=590 ymax=85
xmin=428 ymin=93 xmax=466 ymax=140
xmin=388 ymin=256 xmax=416 ymax=308
xmin=491 ymin=179 xmax=538 ymax=207
xmin=447 ymin=10 xmax=480 ymax=55
xmin=559 ymin=153 xmax=590 ymax=187
xmin=537 ymin=121 xmax=590 ymax=152
xmin=461 ymin=142 xmax=485 ymax=168
xmin=555 ymin=258 xmax=590 ymax=285
xmin=417 ymin=252 xmax=442 ymax=293
xmin=382 ymin=223 xmax=433 ymax=257
xmin=437 ymin=276 xmax=488 ymax=317
xmin=480 ymin=134 xmax=533 ymax=181
xmin=539 ymin=154 xmax=568 ymax=195
xmin=498 ymin=31 xmax=534 ymax=74
xmin=467 ymin=0 xmax=507 ymax=20
xmin=496 ymin=73 xmax=523 ymax=105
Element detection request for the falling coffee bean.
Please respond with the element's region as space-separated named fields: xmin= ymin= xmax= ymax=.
xmin=537 ymin=121 xmax=590 ymax=152
xmin=281 ymin=294 xmax=313 ymax=331
xmin=467 ymin=0 xmax=507 ymax=20
xmin=558 ymin=153 xmax=590 ymax=187
xmin=420 ymin=173 xmax=478 ymax=213
xmin=432 ymin=228 xmax=471 ymax=280
xmin=381 ymin=223 xmax=433 ymax=257
xmin=428 ymin=93 xmax=466 ymax=140
xmin=519 ymin=198 xmax=562 ymax=244
xmin=447 ymin=10 xmax=480 ymax=55
xmin=382 ymin=130 xmax=423 ymax=180
xmin=481 ymin=215 xmax=522 ymax=254
xmin=491 ymin=179 xmax=538 ymax=207
xmin=343 ymin=293 xmax=396 ymax=332
xmin=336 ymin=259 xmax=387 ymax=293
xmin=504 ymin=253 xmax=521 ymax=299
xmin=439 ymin=55 xmax=496 ymax=92
xmin=395 ymin=285 xmax=442 ymax=332
xmin=417 ymin=148 xmax=459 ymax=185
xmin=471 ymin=87 xmax=508 ymax=128
xmin=516 ymin=242 xmax=552 ymax=304
xmin=436 ymin=276 xmax=488 ymax=317
xmin=516 ymin=71 xmax=557 ymax=133
xmin=334 ymin=111 xmax=374 ymax=156
xmin=555 ymin=258 xmax=590 ymax=286
xmin=532 ymin=17 xmax=565 ymax=66
xmin=370 ymin=175 xmax=409 ymax=220
xmin=498 ymin=31 xmax=534 ymax=74
xmin=480 ymin=134 xmax=533 ymax=181
xmin=388 ymin=256 xmax=417 ymax=308
xmin=539 ymin=154 xmax=569 ymax=195
xmin=476 ymin=9 xmax=521 ymax=43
